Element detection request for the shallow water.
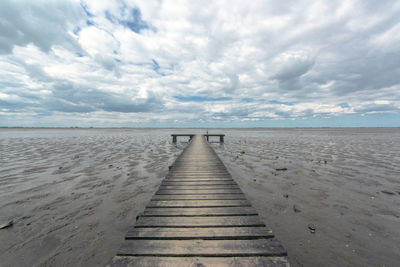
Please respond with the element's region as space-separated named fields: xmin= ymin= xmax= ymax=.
xmin=1 ymin=128 xmax=399 ymax=266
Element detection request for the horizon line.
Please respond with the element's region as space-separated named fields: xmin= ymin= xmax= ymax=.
xmin=1 ymin=126 xmax=399 ymax=129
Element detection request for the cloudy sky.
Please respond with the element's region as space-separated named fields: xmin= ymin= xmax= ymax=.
xmin=1 ymin=0 xmax=400 ymax=127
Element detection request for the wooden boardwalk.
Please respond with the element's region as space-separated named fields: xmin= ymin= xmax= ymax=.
xmin=108 ymin=135 xmax=289 ymax=266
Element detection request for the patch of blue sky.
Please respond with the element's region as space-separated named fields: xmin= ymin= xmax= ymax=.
xmin=174 ymin=96 xmax=232 ymax=102
xmin=125 ymin=8 xmax=150 ymax=33
xmin=269 ymin=100 xmax=295 ymax=105
xmin=86 ymin=20 xmax=95 ymax=26
xmin=338 ymin=102 xmax=350 ymax=108
xmin=151 ymin=59 xmax=165 ymax=76
xmin=172 ymin=113 xmax=400 ymax=128
xmin=105 ymin=7 xmax=153 ymax=34
xmin=241 ymin=98 xmax=255 ymax=102
xmin=152 ymin=59 xmax=160 ymax=71
xmin=105 ymin=10 xmax=115 ymax=23
xmin=80 ymin=3 xmax=94 ymax=17
xmin=73 ymin=26 xmax=81 ymax=35
xmin=239 ymin=98 xmax=294 ymax=105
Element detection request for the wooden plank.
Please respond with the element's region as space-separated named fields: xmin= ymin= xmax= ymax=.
xmin=167 ymin=172 xmax=229 ymax=175
xmin=167 ymin=174 xmax=232 ymax=177
xmin=170 ymin=170 xmax=228 ymax=173
xmin=117 ymin=239 xmax=287 ymax=257
xmin=160 ymin=184 xmax=238 ymax=188
xmin=125 ymin=226 xmax=272 ymax=239
xmin=156 ymin=189 xmax=243 ymax=195
xmin=171 ymin=166 xmax=226 ymax=169
xmin=152 ymin=194 xmax=246 ymax=200
xmin=158 ymin=185 xmax=239 ymax=190
xmin=108 ymin=256 xmax=290 ymax=267
xmin=170 ymin=172 xmax=229 ymax=174
xmin=147 ymin=200 xmax=250 ymax=208
xmin=163 ymin=181 xmax=235 ymax=184
xmin=142 ymin=207 xmax=258 ymax=216
xmin=166 ymin=176 xmax=232 ymax=179
xmin=169 ymin=171 xmax=229 ymax=174
xmin=168 ymin=175 xmax=231 ymax=178
xmin=164 ymin=178 xmax=234 ymax=182
xmin=135 ymin=216 xmax=265 ymax=227
xmin=171 ymin=167 xmax=227 ymax=169
xmin=162 ymin=181 xmax=236 ymax=186
xmin=172 ymin=164 xmax=225 ymax=167
xmin=169 ymin=169 xmax=229 ymax=172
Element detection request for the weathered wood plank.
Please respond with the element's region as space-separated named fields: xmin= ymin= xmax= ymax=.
xmin=107 ymin=256 xmax=290 ymax=267
xmin=125 ymin=226 xmax=272 ymax=239
xmin=171 ymin=172 xmax=229 ymax=174
xmin=142 ymin=207 xmax=258 ymax=216
xmin=171 ymin=167 xmax=227 ymax=170
xmin=156 ymin=189 xmax=243 ymax=195
xmin=117 ymin=239 xmax=287 ymax=257
xmin=152 ymin=194 xmax=246 ymax=200
xmin=165 ymin=175 xmax=232 ymax=180
xmin=171 ymin=168 xmax=227 ymax=171
xmin=171 ymin=168 xmax=229 ymax=171
xmin=167 ymin=172 xmax=231 ymax=175
xmin=162 ymin=181 xmax=236 ymax=186
xmin=147 ymin=200 xmax=250 ymax=208
xmin=171 ymin=171 xmax=230 ymax=176
xmin=158 ymin=185 xmax=239 ymax=190
xmin=164 ymin=178 xmax=234 ymax=182
xmin=171 ymin=166 xmax=226 ymax=169
xmin=167 ymin=171 xmax=230 ymax=174
xmin=135 ymin=216 xmax=265 ymax=227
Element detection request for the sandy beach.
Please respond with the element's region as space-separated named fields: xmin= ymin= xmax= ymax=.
xmin=1 ymin=128 xmax=399 ymax=266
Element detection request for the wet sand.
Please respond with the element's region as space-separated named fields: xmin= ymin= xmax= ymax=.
xmin=0 ymin=129 xmax=186 ymax=267
xmin=1 ymin=128 xmax=399 ymax=266
xmin=211 ymin=128 xmax=400 ymax=267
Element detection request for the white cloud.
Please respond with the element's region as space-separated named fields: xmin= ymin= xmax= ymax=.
xmin=0 ymin=0 xmax=400 ymax=126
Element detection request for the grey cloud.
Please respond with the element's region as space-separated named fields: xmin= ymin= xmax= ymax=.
xmin=272 ymin=55 xmax=315 ymax=91
xmin=94 ymin=54 xmax=121 ymax=77
xmin=1 ymin=77 xmax=164 ymax=114
xmin=23 ymin=63 xmax=54 ymax=83
xmin=339 ymin=54 xmax=400 ymax=96
xmin=354 ymin=103 xmax=399 ymax=114
xmin=0 ymin=0 xmax=85 ymax=54
xmin=273 ymin=58 xmax=315 ymax=82
xmin=51 ymin=81 xmax=163 ymax=113
xmin=0 ymin=99 xmax=24 ymax=110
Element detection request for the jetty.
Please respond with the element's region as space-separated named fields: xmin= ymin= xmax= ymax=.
xmin=171 ymin=134 xmax=225 ymax=143
xmin=108 ymin=135 xmax=289 ymax=266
